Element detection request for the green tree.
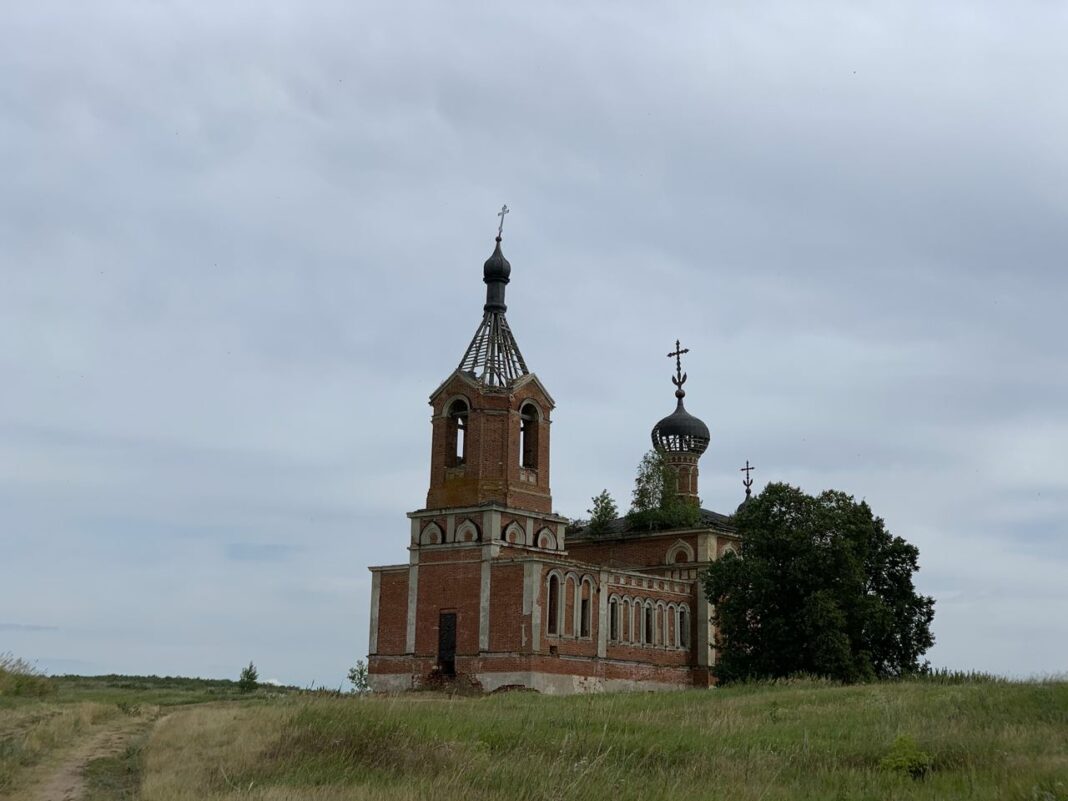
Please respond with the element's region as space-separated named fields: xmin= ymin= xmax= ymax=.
xmin=238 ymin=661 xmax=259 ymax=693
xmin=626 ymin=450 xmax=700 ymax=531
xmin=704 ymin=482 xmax=935 ymax=683
xmin=587 ymin=490 xmax=618 ymax=536
xmin=347 ymin=660 xmax=370 ymax=694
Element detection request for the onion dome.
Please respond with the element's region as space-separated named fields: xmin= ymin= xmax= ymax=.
xmin=652 ymin=396 xmax=710 ymax=455
xmin=483 ymin=237 xmax=511 ymax=313
xmin=651 ymin=340 xmax=710 ymax=455
xmin=484 ymin=238 xmax=511 ymax=282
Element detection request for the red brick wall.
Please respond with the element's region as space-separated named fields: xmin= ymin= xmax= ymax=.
xmin=489 ymin=563 xmax=526 ymax=652
xmin=415 ymin=560 xmax=482 ymax=657
xmin=375 ymin=571 xmax=409 ymax=656
xmin=425 ymin=374 xmax=554 ymax=514
xmin=567 ymin=534 xmax=700 ymax=569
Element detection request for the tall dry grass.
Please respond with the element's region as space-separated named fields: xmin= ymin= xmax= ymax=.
xmin=0 ymin=701 xmax=120 ymax=793
xmin=134 ymin=678 xmax=1068 ymax=801
xmin=0 ymin=653 xmax=54 ymax=699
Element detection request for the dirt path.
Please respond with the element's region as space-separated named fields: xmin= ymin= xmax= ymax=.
xmin=14 ymin=716 xmax=149 ymax=801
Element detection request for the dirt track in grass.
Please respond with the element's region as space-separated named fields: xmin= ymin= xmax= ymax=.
xmin=7 ymin=714 xmax=150 ymax=801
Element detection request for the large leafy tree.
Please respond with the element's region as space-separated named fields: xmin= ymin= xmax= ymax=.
xmin=704 ymin=483 xmax=935 ymax=683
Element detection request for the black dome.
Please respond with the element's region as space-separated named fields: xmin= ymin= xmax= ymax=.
xmin=651 ymin=398 xmax=710 ymax=455
xmin=483 ymin=237 xmax=511 ymax=283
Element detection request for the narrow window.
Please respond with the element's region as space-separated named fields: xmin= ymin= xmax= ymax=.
xmin=564 ymin=577 xmax=576 ymax=636
xmin=680 ymin=608 xmax=690 ymax=649
xmin=520 ymin=403 xmax=539 ymax=469
xmin=609 ymin=600 xmax=618 ymax=641
xmin=446 ymin=400 xmax=469 ymax=467
xmin=547 ymin=575 xmax=559 ymax=635
xmin=644 ymin=606 xmax=653 ymax=645
xmin=581 ymin=598 xmax=590 ymax=637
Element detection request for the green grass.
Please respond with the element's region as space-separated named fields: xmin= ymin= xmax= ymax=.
xmin=0 ymin=672 xmax=301 ymax=796
xmin=5 ymin=674 xmax=1068 ymax=800
xmin=224 ymin=678 xmax=1068 ymax=801
xmin=46 ymin=674 xmax=301 ymax=708
xmin=84 ymin=738 xmax=147 ymax=801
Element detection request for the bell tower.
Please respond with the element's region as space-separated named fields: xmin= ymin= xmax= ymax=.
xmin=424 ymin=221 xmax=555 ymax=515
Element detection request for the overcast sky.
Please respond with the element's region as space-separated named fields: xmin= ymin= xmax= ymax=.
xmin=2 ymin=2 xmax=1065 ymax=687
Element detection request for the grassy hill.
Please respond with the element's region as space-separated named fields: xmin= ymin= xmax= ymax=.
xmin=2 ymin=673 xmax=1066 ymax=800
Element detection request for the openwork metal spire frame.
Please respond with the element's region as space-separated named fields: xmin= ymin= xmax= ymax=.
xmin=458 ymin=311 xmax=529 ymax=387
xmin=457 ymin=207 xmax=530 ymax=388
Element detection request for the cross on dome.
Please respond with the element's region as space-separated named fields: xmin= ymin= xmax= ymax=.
xmin=497 ymin=204 xmax=509 ymax=238
xmin=741 ymin=460 xmax=755 ymax=498
xmin=667 ymin=339 xmax=690 ymax=396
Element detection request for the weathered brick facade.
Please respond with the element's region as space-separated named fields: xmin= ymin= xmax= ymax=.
xmin=367 ymin=234 xmax=739 ymax=693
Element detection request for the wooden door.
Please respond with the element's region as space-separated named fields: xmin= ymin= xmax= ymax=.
xmin=438 ymin=612 xmax=456 ymax=676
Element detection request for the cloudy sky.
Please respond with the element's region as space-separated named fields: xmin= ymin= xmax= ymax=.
xmin=2 ymin=2 xmax=1065 ymax=686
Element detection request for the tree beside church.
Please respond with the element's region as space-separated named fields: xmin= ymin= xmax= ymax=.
xmin=704 ymin=482 xmax=936 ymax=683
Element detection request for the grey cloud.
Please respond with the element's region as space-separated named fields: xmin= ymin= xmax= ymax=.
xmin=1 ymin=0 xmax=1065 ymax=684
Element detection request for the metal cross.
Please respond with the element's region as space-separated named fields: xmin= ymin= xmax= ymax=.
xmin=667 ymin=339 xmax=689 ymax=388
xmin=740 ymin=460 xmax=755 ymax=496
xmin=497 ymin=204 xmax=510 ymax=238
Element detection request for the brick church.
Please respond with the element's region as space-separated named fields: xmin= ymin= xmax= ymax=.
xmin=367 ymin=223 xmax=742 ymax=693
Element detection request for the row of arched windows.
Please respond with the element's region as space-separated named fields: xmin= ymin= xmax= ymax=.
xmin=545 ymin=572 xmax=594 ymax=638
xmin=419 ymin=520 xmax=558 ymax=548
xmin=444 ymin=398 xmax=541 ymax=470
xmin=607 ymin=596 xmax=691 ymax=650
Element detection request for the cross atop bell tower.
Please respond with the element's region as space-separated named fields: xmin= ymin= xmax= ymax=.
xmin=424 ymin=212 xmax=555 ymax=515
xmin=457 ymin=207 xmax=529 ymax=387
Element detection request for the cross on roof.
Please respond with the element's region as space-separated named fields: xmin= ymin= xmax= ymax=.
xmin=740 ymin=460 xmax=755 ymax=496
xmin=497 ymin=204 xmax=509 ymax=238
xmin=667 ymin=339 xmax=689 ymax=388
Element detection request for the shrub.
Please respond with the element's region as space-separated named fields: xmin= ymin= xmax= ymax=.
xmin=879 ymin=735 xmax=933 ymax=780
xmin=238 ymin=661 xmax=259 ymax=693
xmin=0 ymin=653 xmax=55 ymax=698
xmin=347 ymin=660 xmax=370 ymax=694
xmin=586 ymin=490 xmax=618 ymax=536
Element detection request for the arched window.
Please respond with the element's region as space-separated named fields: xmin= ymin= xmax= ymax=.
xmin=547 ymin=575 xmax=560 ymax=635
xmin=455 ymin=520 xmax=479 ymax=543
xmin=519 ymin=403 xmax=539 ymax=469
xmin=537 ymin=528 xmax=557 ymax=550
xmin=580 ymin=579 xmax=593 ymax=638
xmin=679 ymin=606 xmax=691 ymax=649
xmin=446 ymin=399 xmax=469 ymax=467
xmin=609 ymin=599 xmax=619 ymax=641
xmin=564 ymin=576 xmax=577 ymax=636
xmin=644 ymin=604 xmax=653 ymax=646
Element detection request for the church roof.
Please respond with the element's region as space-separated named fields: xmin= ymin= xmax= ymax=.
xmin=568 ymin=507 xmax=734 ymax=541
xmin=458 ymin=308 xmax=529 ymax=387
xmin=457 ymin=234 xmax=530 ymax=388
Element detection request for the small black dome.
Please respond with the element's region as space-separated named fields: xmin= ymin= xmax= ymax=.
xmin=483 ymin=237 xmax=511 ymax=283
xmin=651 ymin=398 xmax=710 ymax=456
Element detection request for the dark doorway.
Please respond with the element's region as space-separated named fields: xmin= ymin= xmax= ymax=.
xmin=438 ymin=612 xmax=457 ymax=676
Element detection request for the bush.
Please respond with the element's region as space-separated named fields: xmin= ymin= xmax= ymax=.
xmin=238 ymin=661 xmax=259 ymax=693
xmin=626 ymin=451 xmax=701 ymax=532
xmin=586 ymin=490 xmax=618 ymax=536
xmin=0 ymin=653 xmax=55 ymax=698
xmin=347 ymin=660 xmax=370 ymax=694
xmin=879 ymin=735 xmax=933 ymax=780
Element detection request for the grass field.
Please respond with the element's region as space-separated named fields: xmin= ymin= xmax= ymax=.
xmin=2 ymin=674 xmax=1067 ymax=800
xmin=0 ymin=672 xmax=297 ymax=799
